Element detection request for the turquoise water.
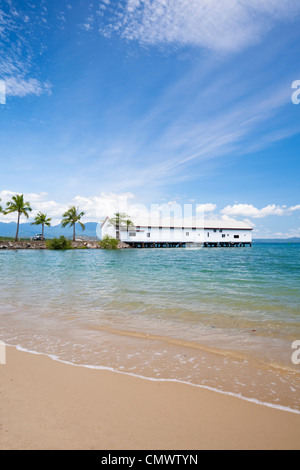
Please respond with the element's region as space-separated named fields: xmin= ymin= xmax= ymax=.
xmin=0 ymin=244 xmax=299 ymax=411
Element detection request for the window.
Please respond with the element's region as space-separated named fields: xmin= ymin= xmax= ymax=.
xmin=234 ymin=235 xmax=240 ymax=239
xmin=207 ymin=232 xmax=210 ymax=237
xmin=222 ymin=234 xmax=226 ymax=238
xmin=213 ymin=229 xmax=217 ymax=233
xmin=186 ymin=232 xmax=190 ymax=236
xmin=219 ymin=229 xmax=223 ymax=233
xmin=147 ymin=233 xmax=150 ymax=238
xmin=129 ymin=232 xmax=136 ymax=237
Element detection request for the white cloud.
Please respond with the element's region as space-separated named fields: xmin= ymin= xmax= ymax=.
xmin=1 ymin=191 xmax=299 ymax=240
xmin=0 ymin=190 xmax=136 ymax=225
xmin=73 ymin=192 xmax=135 ymax=222
xmin=272 ymin=228 xmax=300 ymax=239
xmin=0 ymin=191 xmax=68 ymax=225
xmin=221 ymin=203 xmax=300 ymax=219
xmin=102 ymin=0 xmax=300 ymax=52
xmin=196 ymin=203 xmax=217 ymax=213
xmin=242 ymin=218 xmax=256 ymax=228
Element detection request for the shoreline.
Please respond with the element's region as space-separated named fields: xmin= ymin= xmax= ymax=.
xmin=1 ymin=346 xmax=300 ymax=450
xmin=0 ymin=240 xmax=132 ymax=250
xmin=11 ymin=341 xmax=300 ymax=416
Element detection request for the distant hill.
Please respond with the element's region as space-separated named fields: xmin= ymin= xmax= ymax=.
xmin=253 ymin=238 xmax=300 ymax=243
xmin=0 ymin=222 xmax=100 ymax=239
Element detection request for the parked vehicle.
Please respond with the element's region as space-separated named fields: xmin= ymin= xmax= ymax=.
xmin=32 ymin=234 xmax=44 ymax=241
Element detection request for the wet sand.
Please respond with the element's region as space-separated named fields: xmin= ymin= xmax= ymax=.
xmin=0 ymin=346 xmax=300 ymax=450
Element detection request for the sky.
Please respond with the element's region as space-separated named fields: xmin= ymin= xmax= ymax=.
xmin=0 ymin=0 xmax=300 ymax=238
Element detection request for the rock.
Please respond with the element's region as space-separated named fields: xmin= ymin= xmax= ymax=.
xmin=86 ymin=243 xmax=98 ymax=249
xmin=118 ymin=242 xmax=132 ymax=249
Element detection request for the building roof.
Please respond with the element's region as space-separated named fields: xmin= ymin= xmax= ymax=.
xmin=102 ymin=216 xmax=253 ymax=231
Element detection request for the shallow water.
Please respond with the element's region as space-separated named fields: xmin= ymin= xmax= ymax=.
xmin=0 ymin=244 xmax=299 ymax=411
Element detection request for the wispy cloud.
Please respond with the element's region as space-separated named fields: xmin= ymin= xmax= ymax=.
xmin=99 ymin=0 xmax=300 ymax=52
xmin=92 ymin=68 xmax=299 ymax=193
xmin=5 ymin=77 xmax=52 ymax=97
xmin=0 ymin=1 xmax=51 ymax=98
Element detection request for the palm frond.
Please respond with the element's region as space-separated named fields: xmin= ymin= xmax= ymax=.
xmin=32 ymin=212 xmax=52 ymax=227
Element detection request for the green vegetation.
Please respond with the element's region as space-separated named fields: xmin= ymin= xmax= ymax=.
xmin=31 ymin=212 xmax=52 ymax=241
xmin=99 ymin=235 xmax=119 ymax=250
xmin=61 ymin=206 xmax=85 ymax=242
xmin=3 ymin=194 xmax=32 ymax=241
xmin=0 ymin=194 xmax=133 ymax=252
xmin=46 ymin=236 xmax=73 ymax=250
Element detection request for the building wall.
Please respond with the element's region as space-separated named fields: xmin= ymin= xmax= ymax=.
xmin=204 ymin=229 xmax=252 ymax=244
xmin=102 ymin=221 xmax=252 ymax=244
xmin=122 ymin=227 xmax=205 ymax=243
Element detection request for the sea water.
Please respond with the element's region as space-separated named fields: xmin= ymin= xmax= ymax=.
xmin=0 ymin=244 xmax=299 ymax=411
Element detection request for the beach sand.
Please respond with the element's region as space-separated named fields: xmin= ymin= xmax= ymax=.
xmin=0 ymin=346 xmax=300 ymax=450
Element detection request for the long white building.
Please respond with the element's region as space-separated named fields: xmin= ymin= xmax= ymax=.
xmin=101 ymin=217 xmax=253 ymax=247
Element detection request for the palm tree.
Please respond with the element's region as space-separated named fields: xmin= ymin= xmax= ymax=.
xmin=109 ymin=212 xmax=133 ymax=241
xmin=31 ymin=212 xmax=52 ymax=241
xmin=61 ymin=206 xmax=85 ymax=242
xmin=125 ymin=219 xmax=134 ymax=232
xmin=4 ymin=194 xmax=32 ymax=241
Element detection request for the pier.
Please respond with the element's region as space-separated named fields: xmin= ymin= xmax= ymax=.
xmin=126 ymin=242 xmax=252 ymax=248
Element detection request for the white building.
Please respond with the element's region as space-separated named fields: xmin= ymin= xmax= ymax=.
xmin=101 ymin=217 xmax=253 ymax=247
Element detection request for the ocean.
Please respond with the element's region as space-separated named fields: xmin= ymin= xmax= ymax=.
xmin=0 ymin=243 xmax=299 ymax=412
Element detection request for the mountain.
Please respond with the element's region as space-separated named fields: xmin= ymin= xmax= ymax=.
xmin=0 ymin=222 xmax=100 ymax=239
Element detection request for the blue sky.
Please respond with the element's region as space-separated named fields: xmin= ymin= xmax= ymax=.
xmin=0 ymin=0 xmax=300 ymax=237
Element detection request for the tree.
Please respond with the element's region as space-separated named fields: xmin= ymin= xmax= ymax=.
xmin=31 ymin=212 xmax=52 ymax=241
xmin=4 ymin=194 xmax=32 ymax=241
xmin=109 ymin=212 xmax=134 ymax=241
xmin=61 ymin=206 xmax=85 ymax=242
xmin=125 ymin=219 xmax=134 ymax=231
xmin=0 ymin=198 xmax=2 ymax=213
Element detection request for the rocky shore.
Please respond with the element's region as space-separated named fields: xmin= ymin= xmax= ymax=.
xmin=0 ymin=240 xmax=132 ymax=250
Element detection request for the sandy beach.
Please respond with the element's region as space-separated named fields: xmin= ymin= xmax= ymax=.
xmin=0 ymin=346 xmax=299 ymax=450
